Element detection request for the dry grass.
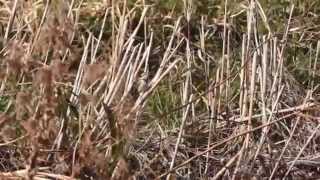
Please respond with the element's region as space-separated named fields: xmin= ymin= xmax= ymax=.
xmin=0 ymin=0 xmax=320 ymax=179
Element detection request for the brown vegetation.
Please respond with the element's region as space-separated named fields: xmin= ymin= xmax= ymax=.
xmin=0 ymin=0 xmax=320 ymax=179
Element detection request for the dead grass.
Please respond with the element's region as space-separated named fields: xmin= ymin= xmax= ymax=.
xmin=0 ymin=0 xmax=320 ymax=179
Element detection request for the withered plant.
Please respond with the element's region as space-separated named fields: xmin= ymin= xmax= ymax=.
xmin=1 ymin=0 xmax=320 ymax=180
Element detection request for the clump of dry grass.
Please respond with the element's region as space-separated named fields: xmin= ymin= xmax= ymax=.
xmin=0 ymin=0 xmax=320 ymax=179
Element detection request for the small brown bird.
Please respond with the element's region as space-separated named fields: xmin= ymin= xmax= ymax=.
xmin=137 ymin=71 xmax=149 ymax=95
